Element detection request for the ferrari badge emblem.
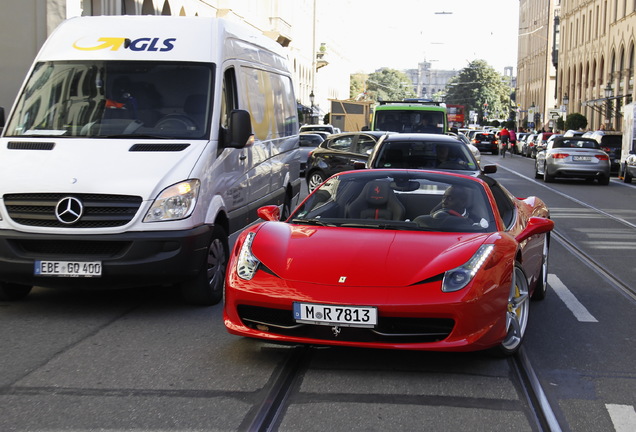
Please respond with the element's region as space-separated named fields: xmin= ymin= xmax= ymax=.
xmin=339 ymin=276 xmax=347 ymax=283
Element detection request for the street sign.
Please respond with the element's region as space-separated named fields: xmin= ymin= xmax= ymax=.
xmin=548 ymin=109 xmax=561 ymax=120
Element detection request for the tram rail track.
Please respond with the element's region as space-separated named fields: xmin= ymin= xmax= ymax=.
xmin=243 ymin=343 xmax=563 ymax=432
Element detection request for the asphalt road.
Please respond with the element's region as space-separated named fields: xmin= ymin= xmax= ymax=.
xmin=1 ymin=153 xmax=634 ymax=432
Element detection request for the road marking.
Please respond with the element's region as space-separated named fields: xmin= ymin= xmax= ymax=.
xmin=548 ymin=274 xmax=598 ymax=322
xmin=606 ymin=404 xmax=636 ymax=432
xmin=493 ymin=161 xmax=636 ymax=230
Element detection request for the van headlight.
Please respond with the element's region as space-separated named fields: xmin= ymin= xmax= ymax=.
xmin=442 ymin=244 xmax=494 ymax=292
xmin=144 ymin=180 xmax=200 ymax=222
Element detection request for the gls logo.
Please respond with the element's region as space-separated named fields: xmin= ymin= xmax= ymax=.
xmin=73 ymin=37 xmax=176 ymax=52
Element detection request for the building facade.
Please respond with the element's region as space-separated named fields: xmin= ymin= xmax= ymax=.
xmin=517 ymin=0 xmax=635 ymax=132
xmin=559 ymin=0 xmax=635 ymax=131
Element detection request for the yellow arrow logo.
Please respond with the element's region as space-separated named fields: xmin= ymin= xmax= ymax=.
xmin=73 ymin=37 xmax=127 ymax=51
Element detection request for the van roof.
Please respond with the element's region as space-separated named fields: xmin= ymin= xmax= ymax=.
xmin=36 ymin=16 xmax=288 ymax=65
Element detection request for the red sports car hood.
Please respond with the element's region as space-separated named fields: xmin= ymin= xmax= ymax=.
xmin=250 ymin=222 xmax=494 ymax=287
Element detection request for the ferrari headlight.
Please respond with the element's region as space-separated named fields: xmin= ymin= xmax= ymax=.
xmin=442 ymin=244 xmax=494 ymax=292
xmin=144 ymin=180 xmax=200 ymax=222
xmin=237 ymin=232 xmax=260 ymax=280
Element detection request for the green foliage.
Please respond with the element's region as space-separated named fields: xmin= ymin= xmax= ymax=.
xmin=555 ymin=116 xmax=565 ymax=131
xmin=350 ymin=73 xmax=368 ymax=99
xmin=444 ymin=60 xmax=513 ymax=123
xmin=365 ymin=68 xmax=416 ymax=102
xmin=564 ymin=113 xmax=587 ymax=131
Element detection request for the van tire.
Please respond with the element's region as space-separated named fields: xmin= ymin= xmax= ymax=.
xmin=0 ymin=283 xmax=32 ymax=301
xmin=180 ymin=225 xmax=228 ymax=306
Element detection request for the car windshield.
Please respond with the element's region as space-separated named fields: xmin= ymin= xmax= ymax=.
xmin=290 ymin=171 xmax=496 ymax=233
xmin=4 ymin=60 xmax=214 ymax=139
xmin=374 ymin=110 xmax=444 ymax=133
xmin=372 ymin=140 xmax=479 ymax=171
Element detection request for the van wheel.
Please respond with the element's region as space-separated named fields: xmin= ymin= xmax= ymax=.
xmin=180 ymin=225 xmax=228 ymax=306
xmin=0 ymin=283 xmax=32 ymax=301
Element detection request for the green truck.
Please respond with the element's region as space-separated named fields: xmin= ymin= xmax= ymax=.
xmin=371 ymin=100 xmax=448 ymax=134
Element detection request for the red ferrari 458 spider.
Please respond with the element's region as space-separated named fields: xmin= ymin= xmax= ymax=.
xmin=224 ymin=169 xmax=554 ymax=356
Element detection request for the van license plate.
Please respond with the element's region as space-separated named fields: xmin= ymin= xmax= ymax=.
xmin=34 ymin=261 xmax=102 ymax=277
xmin=293 ymin=302 xmax=377 ymax=327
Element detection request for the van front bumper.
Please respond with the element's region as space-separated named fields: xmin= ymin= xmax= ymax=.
xmin=0 ymin=226 xmax=214 ymax=289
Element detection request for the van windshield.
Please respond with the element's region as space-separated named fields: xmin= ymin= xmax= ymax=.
xmin=374 ymin=110 xmax=445 ymax=134
xmin=4 ymin=61 xmax=214 ymax=139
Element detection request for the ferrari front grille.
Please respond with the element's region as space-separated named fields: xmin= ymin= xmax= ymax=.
xmin=237 ymin=305 xmax=454 ymax=343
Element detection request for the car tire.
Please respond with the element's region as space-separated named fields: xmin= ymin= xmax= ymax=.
xmin=0 ymin=282 xmax=33 ymax=301
xmin=531 ymin=233 xmax=550 ymax=301
xmin=281 ymin=190 xmax=292 ymax=221
xmin=598 ymin=175 xmax=610 ymax=185
xmin=307 ymin=171 xmax=326 ymax=192
xmin=180 ymin=225 xmax=228 ymax=306
xmin=623 ymin=164 xmax=633 ymax=183
xmin=543 ymin=168 xmax=555 ymax=183
xmin=490 ymin=263 xmax=530 ymax=357
xmin=534 ymin=163 xmax=542 ymax=179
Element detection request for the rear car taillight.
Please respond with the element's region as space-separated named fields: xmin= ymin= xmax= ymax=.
xmin=595 ymin=154 xmax=609 ymax=161
xmin=549 ymin=153 xmax=569 ymax=159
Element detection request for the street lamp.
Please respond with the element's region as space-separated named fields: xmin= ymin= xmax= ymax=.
xmin=309 ymin=90 xmax=315 ymax=123
xmin=604 ymin=83 xmax=613 ymax=128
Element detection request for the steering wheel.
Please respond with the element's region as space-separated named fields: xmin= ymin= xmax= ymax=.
xmin=155 ymin=114 xmax=197 ymax=131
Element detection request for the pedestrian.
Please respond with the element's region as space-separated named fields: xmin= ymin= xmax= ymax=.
xmin=498 ymin=126 xmax=510 ymax=158
xmin=508 ymin=128 xmax=517 ymax=155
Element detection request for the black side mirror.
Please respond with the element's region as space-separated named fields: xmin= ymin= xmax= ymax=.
xmin=226 ymin=109 xmax=253 ymax=149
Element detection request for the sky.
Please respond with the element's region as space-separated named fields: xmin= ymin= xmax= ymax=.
xmin=324 ymin=0 xmax=520 ymax=74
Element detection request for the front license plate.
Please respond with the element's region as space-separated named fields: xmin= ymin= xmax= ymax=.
xmin=572 ymin=156 xmax=591 ymax=161
xmin=34 ymin=261 xmax=102 ymax=278
xmin=293 ymin=302 xmax=377 ymax=327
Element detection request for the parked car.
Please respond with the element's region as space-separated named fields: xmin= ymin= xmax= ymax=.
xmin=305 ymin=131 xmax=390 ymax=191
xmin=563 ymin=129 xmax=584 ymax=137
xmin=534 ymin=136 xmax=611 ymax=184
xmin=224 ymin=169 xmax=553 ymax=355
xmin=529 ymin=132 xmax=555 ymax=158
xmin=300 ymin=124 xmax=337 ymax=134
xmin=583 ymin=130 xmax=622 ymax=174
xmin=514 ymin=132 xmax=530 ymax=154
xmin=471 ymin=131 xmax=499 ymax=154
xmin=366 ymin=133 xmax=496 ymax=177
xmin=621 ymin=151 xmax=636 ymax=183
xmin=521 ymin=133 xmax=537 ymax=157
xmin=298 ymin=133 xmax=325 ymax=176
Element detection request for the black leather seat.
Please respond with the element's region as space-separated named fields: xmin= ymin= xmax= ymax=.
xmin=346 ymin=180 xmax=405 ymax=220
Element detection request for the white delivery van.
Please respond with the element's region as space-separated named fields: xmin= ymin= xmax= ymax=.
xmin=0 ymin=16 xmax=301 ymax=305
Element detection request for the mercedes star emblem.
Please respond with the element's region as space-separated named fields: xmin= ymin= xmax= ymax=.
xmin=55 ymin=197 xmax=84 ymax=224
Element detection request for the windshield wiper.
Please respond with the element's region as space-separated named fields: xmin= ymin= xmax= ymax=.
xmin=290 ymin=218 xmax=333 ymax=227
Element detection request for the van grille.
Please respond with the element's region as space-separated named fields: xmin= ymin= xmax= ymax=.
xmin=3 ymin=193 xmax=143 ymax=228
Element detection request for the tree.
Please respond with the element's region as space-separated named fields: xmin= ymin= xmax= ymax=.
xmin=564 ymin=113 xmax=588 ymax=131
xmin=350 ymin=73 xmax=368 ymax=100
xmin=444 ymin=60 xmax=512 ymax=124
xmin=365 ymin=68 xmax=416 ymax=102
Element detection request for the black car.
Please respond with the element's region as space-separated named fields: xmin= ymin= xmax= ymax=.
xmin=366 ymin=133 xmax=496 ymax=177
xmin=298 ymin=133 xmax=325 ymax=176
xmin=305 ymin=131 xmax=390 ymax=191
xmin=471 ymin=132 xmax=498 ymax=154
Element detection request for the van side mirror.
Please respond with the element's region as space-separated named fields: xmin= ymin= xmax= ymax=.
xmin=227 ymin=109 xmax=253 ymax=149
